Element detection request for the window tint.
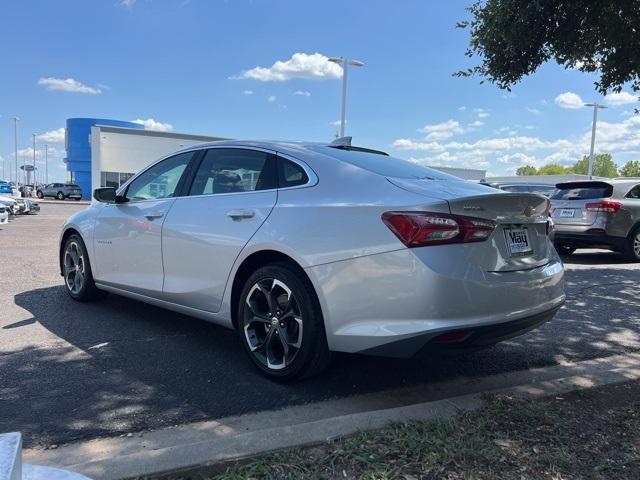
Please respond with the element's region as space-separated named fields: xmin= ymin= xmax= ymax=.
xmin=626 ymin=185 xmax=640 ymax=199
xmin=550 ymin=182 xmax=613 ymax=200
xmin=189 ymin=149 xmax=276 ymax=196
xmin=310 ymin=145 xmax=461 ymax=180
xmin=529 ymin=185 xmax=557 ymax=196
xmin=278 ymin=157 xmax=309 ymax=187
xmin=126 ymin=152 xmax=192 ymax=201
xmin=500 ymin=185 xmax=530 ymax=193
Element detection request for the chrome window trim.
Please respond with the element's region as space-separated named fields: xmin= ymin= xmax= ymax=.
xmin=115 ymin=144 xmax=319 ymax=203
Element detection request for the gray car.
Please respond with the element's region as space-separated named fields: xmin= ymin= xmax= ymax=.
xmin=37 ymin=183 xmax=83 ymax=200
xmin=59 ymin=139 xmax=565 ymax=380
xmin=551 ymin=179 xmax=640 ymax=260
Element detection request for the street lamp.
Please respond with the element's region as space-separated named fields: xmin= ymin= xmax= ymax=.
xmin=584 ymin=102 xmax=608 ymax=179
xmin=328 ymin=57 xmax=364 ymax=137
xmin=32 ymin=133 xmax=37 ymax=189
xmin=13 ymin=117 xmax=19 ymax=185
xmin=45 ymin=143 xmax=49 ymax=185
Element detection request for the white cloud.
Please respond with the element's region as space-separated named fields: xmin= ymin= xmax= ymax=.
xmin=525 ymin=107 xmax=541 ymax=114
xmin=393 ymin=139 xmax=445 ymax=152
xmin=330 ymin=120 xmax=346 ymax=126
xmin=38 ymin=77 xmax=101 ymax=94
xmin=605 ymin=91 xmax=637 ymax=106
xmin=267 ymin=95 xmax=277 ymax=103
xmin=419 ymin=119 xmax=463 ymax=141
xmin=293 ymin=90 xmax=311 ymax=97
xmin=458 ymin=106 xmax=467 ymax=111
xmin=469 ymin=120 xmax=485 ymax=127
xmin=120 ymin=0 xmax=136 ymax=8
xmin=36 ymin=127 xmax=65 ymax=144
xmin=555 ymin=91 xmax=584 ymax=109
xmin=477 ymin=112 xmax=489 ymax=118
xmin=132 ymin=118 xmax=173 ymax=132
xmin=232 ymin=53 xmax=342 ymax=82
xmin=473 ymin=108 xmax=490 ymax=118
xmin=242 ymin=90 xmax=254 ymax=95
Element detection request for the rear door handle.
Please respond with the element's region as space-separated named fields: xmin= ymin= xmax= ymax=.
xmin=226 ymin=209 xmax=255 ymax=220
xmin=144 ymin=212 xmax=164 ymax=220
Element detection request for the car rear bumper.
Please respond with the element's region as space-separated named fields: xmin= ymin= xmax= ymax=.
xmin=554 ymin=232 xmax=626 ymax=250
xmin=307 ymin=244 xmax=565 ymax=356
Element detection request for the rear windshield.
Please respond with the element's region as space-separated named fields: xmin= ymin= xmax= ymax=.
xmin=312 ymin=146 xmax=460 ymax=180
xmin=551 ymin=182 xmax=613 ymax=200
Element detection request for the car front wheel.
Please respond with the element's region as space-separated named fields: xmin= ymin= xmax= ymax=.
xmin=62 ymin=234 xmax=105 ymax=301
xmin=237 ymin=263 xmax=331 ymax=381
xmin=57 ymin=192 xmax=65 ymax=200
xmin=36 ymin=191 xmax=44 ymax=199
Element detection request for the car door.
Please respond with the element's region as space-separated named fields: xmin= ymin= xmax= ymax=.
xmin=92 ymin=151 xmax=195 ymax=297
xmin=161 ymin=147 xmax=278 ymax=312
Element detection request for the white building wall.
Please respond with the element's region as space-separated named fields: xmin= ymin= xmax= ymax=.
xmin=90 ymin=126 xmax=224 ymax=195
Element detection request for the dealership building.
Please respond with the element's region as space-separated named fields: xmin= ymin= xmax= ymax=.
xmin=65 ymin=118 xmax=225 ymax=199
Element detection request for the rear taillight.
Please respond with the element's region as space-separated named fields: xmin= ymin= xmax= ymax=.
xmin=382 ymin=211 xmax=496 ymax=247
xmin=585 ymin=201 xmax=622 ymax=213
xmin=546 ymin=218 xmax=554 ymax=236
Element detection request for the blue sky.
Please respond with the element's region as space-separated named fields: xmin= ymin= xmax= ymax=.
xmin=1 ymin=0 xmax=639 ymax=183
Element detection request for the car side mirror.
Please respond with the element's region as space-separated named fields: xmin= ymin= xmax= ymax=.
xmin=93 ymin=187 xmax=118 ymax=203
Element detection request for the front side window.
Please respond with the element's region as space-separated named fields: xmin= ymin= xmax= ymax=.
xmin=125 ymin=152 xmax=192 ymax=201
xmin=189 ymin=148 xmax=276 ymax=196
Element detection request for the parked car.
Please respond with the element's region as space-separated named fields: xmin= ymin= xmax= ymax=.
xmin=59 ymin=139 xmax=565 ymax=380
xmin=0 ymin=196 xmax=19 ymax=215
xmin=551 ymin=179 xmax=640 ymax=260
xmin=0 ymin=205 xmax=8 ymax=224
xmin=27 ymin=199 xmax=40 ymax=214
xmin=0 ymin=181 xmax=13 ymax=195
xmin=37 ymin=183 xmax=82 ymax=200
xmin=482 ymin=181 xmax=557 ymax=197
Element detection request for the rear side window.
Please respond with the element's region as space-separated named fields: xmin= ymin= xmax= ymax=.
xmin=189 ymin=148 xmax=277 ymax=196
xmin=625 ymin=185 xmax=640 ymax=199
xmin=500 ymin=185 xmax=530 ymax=193
xmin=551 ymin=182 xmax=613 ymax=200
xmin=278 ymin=157 xmax=309 ymax=188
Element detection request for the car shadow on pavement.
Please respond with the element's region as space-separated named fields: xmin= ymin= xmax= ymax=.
xmin=5 ymin=266 xmax=640 ymax=447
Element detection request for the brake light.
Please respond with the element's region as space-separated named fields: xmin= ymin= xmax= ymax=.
xmin=382 ymin=211 xmax=496 ymax=247
xmin=546 ymin=218 xmax=554 ymax=236
xmin=585 ymin=201 xmax=622 ymax=213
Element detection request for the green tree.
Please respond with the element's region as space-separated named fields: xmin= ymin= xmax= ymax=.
xmin=516 ymin=165 xmax=538 ymax=176
xmin=456 ymin=1 xmax=640 ymax=95
xmin=537 ymin=163 xmax=571 ymax=175
xmin=571 ymin=154 xmax=618 ymax=177
xmin=619 ymin=160 xmax=640 ymax=177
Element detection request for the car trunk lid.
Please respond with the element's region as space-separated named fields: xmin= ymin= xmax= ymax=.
xmin=387 ymin=177 xmax=551 ymax=272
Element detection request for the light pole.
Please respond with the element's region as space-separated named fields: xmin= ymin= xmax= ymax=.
xmin=32 ymin=133 xmax=36 ymax=189
xmin=584 ymin=102 xmax=607 ymax=179
xmin=13 ymin=117 xmax=19 ymax=185
xmin=45 ymin=143 xmax=49 ymax=185
xmin=328 ymin=57 xmax=364 ymax=137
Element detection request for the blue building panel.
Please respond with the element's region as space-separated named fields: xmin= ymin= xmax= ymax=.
xmin=65 ymin=118 xmax=143 ymax=199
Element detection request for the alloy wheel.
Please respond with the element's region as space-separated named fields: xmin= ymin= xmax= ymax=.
xmin=243 ymin=278 xmax=303 ymax=370
xmin=634 ymin=232 xmax=640 ymax=258
xmin=64 ymin=241 xmax=85 ymax=295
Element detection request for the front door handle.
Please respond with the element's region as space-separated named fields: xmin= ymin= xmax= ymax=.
xmin=144 ymin=212 xmax=164 ymax=220
xmin=226 ymin=209 xmax=255 ymax=220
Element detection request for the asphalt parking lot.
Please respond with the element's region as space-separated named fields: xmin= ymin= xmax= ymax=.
xmin=1 ymin=203 xmax=639 ymax=448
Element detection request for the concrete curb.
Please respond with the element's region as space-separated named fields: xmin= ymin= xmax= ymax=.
xmin=23 ymin=352 xmax=640 ymax=480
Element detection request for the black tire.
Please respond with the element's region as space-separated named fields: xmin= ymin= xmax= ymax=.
xmin=74 ymin=197 xmax=81 ymax=201
xmin=555 ymin=244 xmax=576 ymax=256
xmin=56 ymin=192 xmax=65 ymax=200
xmin=36 ymin=191 xmax=44 ymax=199
xmin=237 ymin=262 xmax=331 ymax=381
xmin=624 ymin=226 xmax=640 ymax=262
xmin=62 ymin=234 xmax=105 ymax=301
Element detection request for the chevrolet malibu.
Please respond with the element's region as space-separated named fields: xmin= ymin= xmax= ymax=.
xmin=59 ymin=139 xmax=565 ymax=380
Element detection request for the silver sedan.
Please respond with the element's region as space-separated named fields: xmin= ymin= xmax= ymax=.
xmin=59 ymin=139 xmax=565 ymax=380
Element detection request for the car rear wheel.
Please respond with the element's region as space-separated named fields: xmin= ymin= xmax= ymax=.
xmin=237 ymin=263 xmax=331 ymax=381
xmin=56 ymin=192 xmax=64 ymax=200
xmin=555 ymin=244 xmax=576 ymax=256
xmin=624 ymin=226 xmax=640 ymax=262
xmin=63 ymin=234 xmax=105 ymax=301
xmin=36 ymin=191 xmax=44 ymax=199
